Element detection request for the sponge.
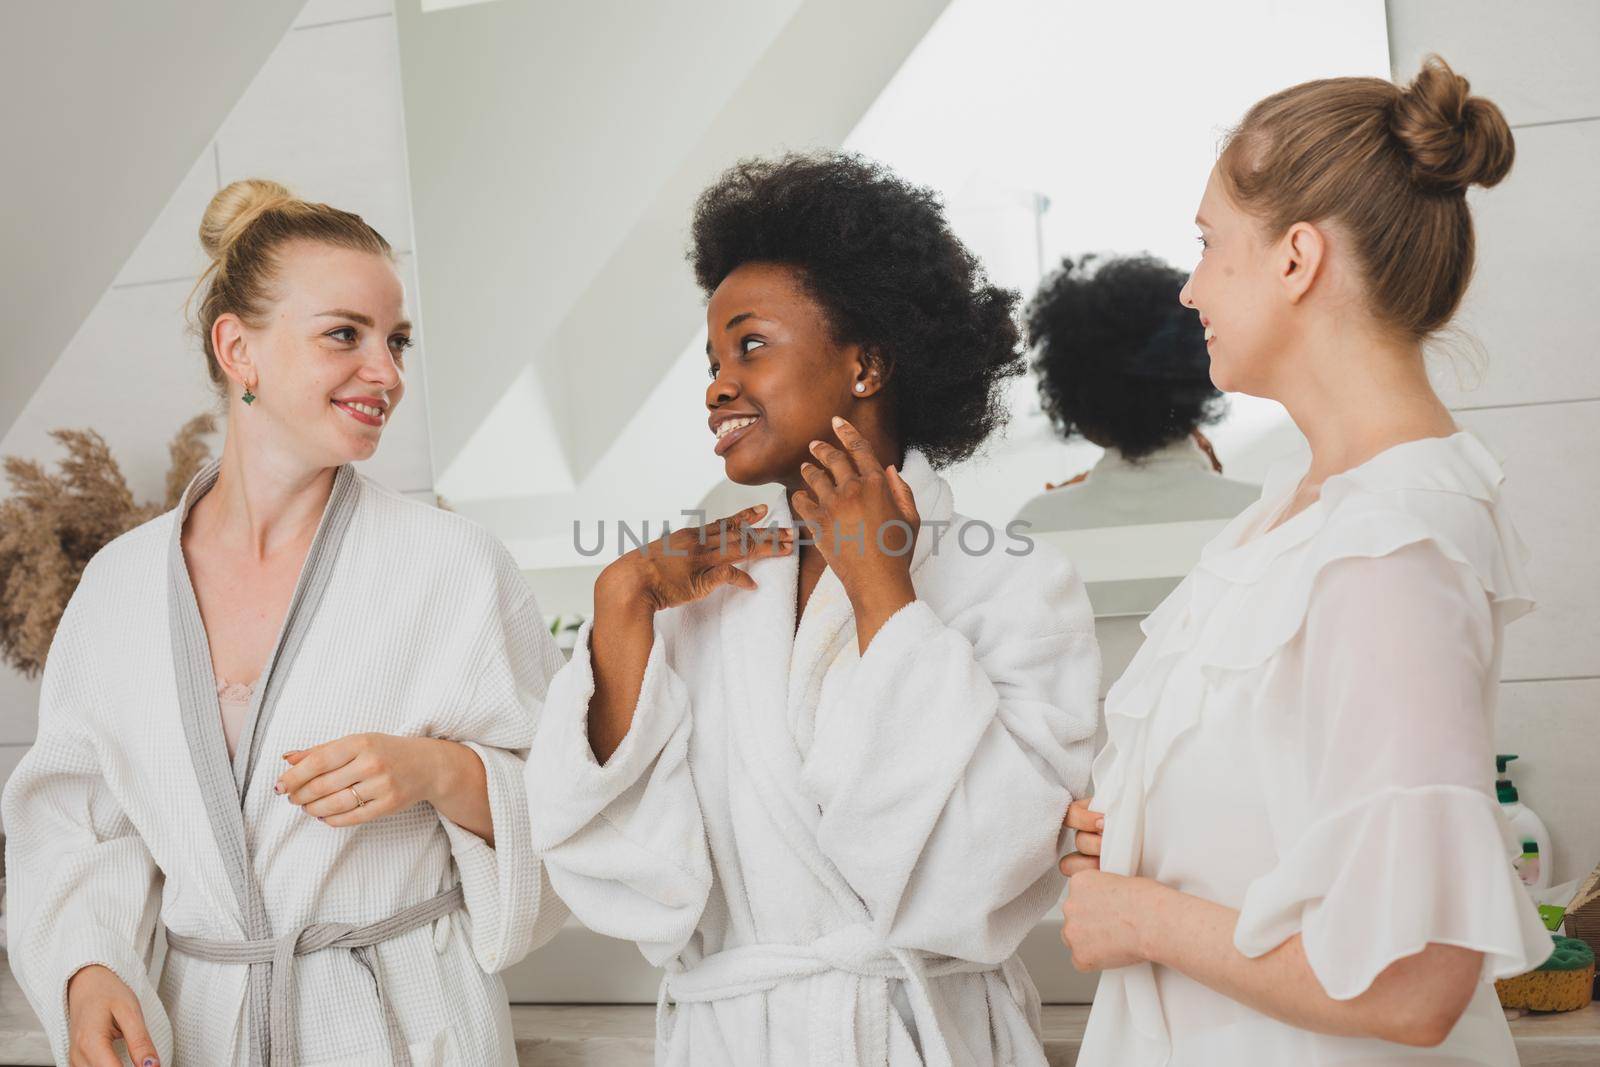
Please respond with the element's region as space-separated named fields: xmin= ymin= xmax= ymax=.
xmin=1496 ymin=936 xmax=1595 ymax=1013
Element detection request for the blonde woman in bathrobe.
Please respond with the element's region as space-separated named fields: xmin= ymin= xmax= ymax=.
xmin=526 ymin=152 xmax=1101 ymax=1067
xmin=1057 ymin=59 xmax=1551 ymax=1066
xmin=3 ymin=180 xmax=567 ymax=1067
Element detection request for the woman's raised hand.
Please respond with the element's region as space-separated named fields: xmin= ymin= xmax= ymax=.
xmin=586 ymin=504 xmax=791 ymax=763
xmin=792 ymin=417 xmax=920 ymax=596
xmin=1060 ymin=797 xmax=1104 ymax=877
xmin=598 ymin=503 xmax=794 ymax=614
xmin=792 ymin=417 xmax=920 ymax=654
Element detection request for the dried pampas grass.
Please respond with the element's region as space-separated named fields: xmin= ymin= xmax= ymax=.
xmin=0 ymin=414 xmax=216 ymax=676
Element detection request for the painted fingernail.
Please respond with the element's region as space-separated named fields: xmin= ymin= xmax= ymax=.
xmin=274 ymin=782 xmax=286 ymax=794
xmin=832 ymin=416 xmax=845 ymax=427
xmin=145 ymin=1059 xmax=157 ymax=1067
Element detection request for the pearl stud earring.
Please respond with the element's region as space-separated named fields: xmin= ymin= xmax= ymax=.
xmin=855 ymin=382 xmax=866 ymax=393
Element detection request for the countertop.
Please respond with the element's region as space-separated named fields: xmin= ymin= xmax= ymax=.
xmin=4 ymin=955 xmax=1598 ymax=1065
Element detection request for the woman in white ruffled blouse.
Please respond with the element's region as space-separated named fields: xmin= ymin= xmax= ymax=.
xmin=1058 ymin=57 xmax=1554 ymax=1065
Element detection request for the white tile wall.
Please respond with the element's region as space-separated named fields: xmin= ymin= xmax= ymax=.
xmin=2 ymin=279 xmax=222 ymax=503
xmin=1496 ymin=678 xmax=1600 ymax=887
xmin=0 ymin=744 xmax=26 ymax=835
xmin=1387 ymin=0 xmax=1600 ymax=126
xmin=112 ymin=144 xmax=219 ymax=287
xmin=217 ymin=13 xmax=414 ymax=256
xmin=0 ymin=672 xmax=40 ymax=748
xmin=1458 ymin=401 xmax=1600 ymax=683
xmin=294 ymin=0 xmax=394 ymax=29
xmin=1430 ymin=122 xmax=1600 ymax=409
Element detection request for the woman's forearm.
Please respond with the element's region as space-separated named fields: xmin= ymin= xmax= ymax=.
xmin=848 ymin=573 xmax=917 ymax=654
xmin=425 ymin=739 xmax=495 ymax=845
xmin=587 ymin=582 xmax=657 ymax=763
xmin=1140 ymin=883 xmax=1482 ymax=1047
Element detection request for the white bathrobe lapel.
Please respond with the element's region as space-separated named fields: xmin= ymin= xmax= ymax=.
xmin=166 ymin=458 xmax=360 ymax=1067
xmin=785 ymin=449 xmax=951 ymax=749
xmin=716 ymin=494 xmax=863 ymax=911
xmin=716 ymin=447 xmax=955 ymax=916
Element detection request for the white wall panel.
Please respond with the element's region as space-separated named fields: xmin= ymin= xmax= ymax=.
xmin=1458 ymin=400 xmax=1600 ymax=682
xmin=1431 ymin=121 xmax=1600 ymax=410
xmin=1388 ymin=0 xmax=1600 ymax=126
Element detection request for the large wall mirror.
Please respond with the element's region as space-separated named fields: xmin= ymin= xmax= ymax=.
xmin=395 ymin=0 xmax=1390 ymax=627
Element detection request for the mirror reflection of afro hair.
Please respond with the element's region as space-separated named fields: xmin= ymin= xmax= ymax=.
xmin=689 ymin=152 xmax=1025 ymax=468
xmin=1027 ymin=253 xmax=1226 ymax=461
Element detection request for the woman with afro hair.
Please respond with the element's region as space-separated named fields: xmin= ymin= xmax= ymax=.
xmin=527 ymin=152 xmax=1101 ymax=1066
xmin=1014 ymin=254 xmax=1260 ymax=532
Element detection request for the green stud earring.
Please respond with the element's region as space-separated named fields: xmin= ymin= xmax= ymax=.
xmin=242 ymin=383 xmax=257 ymax=405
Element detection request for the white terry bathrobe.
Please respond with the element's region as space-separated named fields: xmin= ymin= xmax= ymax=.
xmin=526 ymin=448 xmax=1101 ymax=1067
xmin=3 ymin=461 xmax=569 ymax=1066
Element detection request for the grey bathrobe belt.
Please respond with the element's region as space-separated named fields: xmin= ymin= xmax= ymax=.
xmin=165 ymin=460 xmax=465 ymax=1066
xmin=165 ymin=887 xmax=464 ymax=1067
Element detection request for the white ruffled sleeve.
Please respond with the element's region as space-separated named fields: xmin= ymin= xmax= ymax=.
xmin=1231 ymin=541 xmax=1553 ymax=999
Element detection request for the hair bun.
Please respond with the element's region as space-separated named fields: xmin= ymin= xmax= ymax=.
xmin=199 ymin=178 xmax=297 ymax=259
xmin=1390 ymin=55 xmax=1514 ymax=193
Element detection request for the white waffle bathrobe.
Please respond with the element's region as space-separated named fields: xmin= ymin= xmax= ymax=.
xmin=527 ymin=448 xmax=1101 ymax=1067
xmin=3 ymin=462 xmax=568 ymax=1066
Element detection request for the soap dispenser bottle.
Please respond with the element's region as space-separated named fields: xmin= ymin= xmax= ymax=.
xmin=1496 ymin=754 xmax=1553 ymax=890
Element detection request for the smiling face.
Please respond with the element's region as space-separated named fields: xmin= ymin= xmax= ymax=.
xmin=704 ymin=261 xmax=871 ymax=487
xmin=220 ymin=240 xmax=412 ymax=468
xmin=1178 ymin=165 xmax=1290 ymax=397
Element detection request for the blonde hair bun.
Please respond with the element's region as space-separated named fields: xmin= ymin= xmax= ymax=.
xmin=187 ymin=180 xmax=392 ymax=391
xmin=1391 ymin=55 xmax=1515 ymax=194
xmin=199 ymin=178 xmax=298 ymax=259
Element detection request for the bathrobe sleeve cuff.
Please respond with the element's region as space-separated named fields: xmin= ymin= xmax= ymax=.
xmin=50 ymin=927 xmax=173 ymax=1066
xmin=524 ymin=613 xmax=712 ymax=960
xmin=429 ymin=567 xmax=571 ymax=971
xmin=525 ymin=614 xmax=692 ymax=849
xmin=439 ymin=740 xmax=568 ymax=971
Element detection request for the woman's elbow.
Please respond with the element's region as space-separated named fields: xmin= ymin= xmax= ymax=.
xmin=1361 ymin=946 xmax=1482 ymax=1047
xmin=1374 ymin=1000 xmax=1468 ymax=1048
